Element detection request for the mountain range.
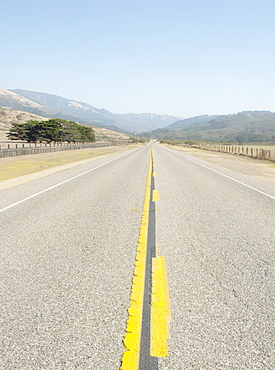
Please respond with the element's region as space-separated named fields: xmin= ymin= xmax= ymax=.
xmin=0 ymin=89 xmax=180 ymax=134
xmin=144 ymin=111 xmax=275 ymax=142
xmin=0 ymin=107 xmax=132 ymax=143
xmin=0 ymin=88 xmax=274 ymax=142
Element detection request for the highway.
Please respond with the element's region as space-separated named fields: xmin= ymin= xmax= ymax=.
xmin=0 ymin=143 xmax=274 ymax=369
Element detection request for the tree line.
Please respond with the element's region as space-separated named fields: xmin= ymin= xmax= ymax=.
xmin=8 ymin=119 xmax=95 ymax=143
xmin=224 ymin=132 xmax=275 ymax=143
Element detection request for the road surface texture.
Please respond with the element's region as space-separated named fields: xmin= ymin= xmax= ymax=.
xmin=153 ymin=144 xmax=274 ymax=370
xmin=0 ymin=143 xmax=274 ymax=369
xmin=0 ymin=146 xmax=149 ymax=369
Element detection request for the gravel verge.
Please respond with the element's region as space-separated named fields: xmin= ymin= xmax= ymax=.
xmin=164 ymin=144 xmax=275 ymax=186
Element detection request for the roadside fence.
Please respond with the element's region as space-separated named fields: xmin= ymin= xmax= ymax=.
xmin=0 ymin=141 xmax=123 ymax=158
xmin=188 ymin=143 xmax=275 ymax=162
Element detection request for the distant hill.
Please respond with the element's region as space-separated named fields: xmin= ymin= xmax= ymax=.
xmin=0 ymin=89 xmax=52 ymax=117
xmin=0 ymin=88 xmax=88 ymax=123
xmin=116 ymin=112 xmax=181 ymax=132
xmin=146 ymin=111 xmax=275 ymax=142
xmin=0 ymin=107 xmax=131 ymax=143
xmin=9 ymin=89 xmax=128 ymax=128
xmin=167 ymin=114 xmax=218 ymax=129
xmin=0 ymin=108 xmax=49 ymax=141
xmin=2 ymin=89 xmax=274 ymax=141
xmin=6 ymin=89 xmax=128 ymax=132
xmin=6 ymin=89 xmax=181 ymax=133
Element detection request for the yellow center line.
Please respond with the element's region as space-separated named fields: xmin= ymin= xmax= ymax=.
xmin=152 ymin=189 xmax=159 ymax=203
xmin=120 ymin=149 xmax=153 ymax=370
xmin=120 ymin=148 xmax=171 ymax=369
xmin=150 ymin=256 xmax=171 ymax=357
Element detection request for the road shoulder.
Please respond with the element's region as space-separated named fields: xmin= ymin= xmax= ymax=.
xmin=163 ymin=144 xmax=275 ymax=186
xmin=0 ymin=145 xmax=140 ymax=190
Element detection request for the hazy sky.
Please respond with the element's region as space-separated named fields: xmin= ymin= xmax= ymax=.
xmin=1 ymin=0 xmax=274 ymax=117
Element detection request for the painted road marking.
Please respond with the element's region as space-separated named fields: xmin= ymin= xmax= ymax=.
xmin=151 ymin=256 xmax=171 ymax=357
xmin=120 ymin=149 xmax=152 ymax=370
xmin=152 ymin=190 xmax=159 ymax=202
xmin=121 ymin=148 xmax=171 ymax=369
xmin=162 ymin=145 xmax=275 ymax=200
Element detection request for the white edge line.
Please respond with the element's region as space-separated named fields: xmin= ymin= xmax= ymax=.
xmin=161 ymin=145 xmax=275 ymax=200
xmin=0 ymin=148 xmax=141 ymax=213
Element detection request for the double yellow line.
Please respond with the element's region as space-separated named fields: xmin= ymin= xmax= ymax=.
xmin=120 ymin=148 xmax=171 ymax=370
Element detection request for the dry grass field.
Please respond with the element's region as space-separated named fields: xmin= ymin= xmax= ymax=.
xmin=0 ymin=145 xmax=140 ymax=184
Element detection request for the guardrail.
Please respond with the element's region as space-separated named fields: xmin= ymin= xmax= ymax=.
xmin=188 ymin=143 xmax=275 ymax=162
xmin=0 ymin=141 xmax=123 ymax=158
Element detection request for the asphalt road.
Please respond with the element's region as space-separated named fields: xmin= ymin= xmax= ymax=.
xmin=0 ymin=146 xmax=149 ymax=369
xmin=0 ymin=143 xmax=274 ymax=369
xmin=153 ymin=144 xmax=275 ymax=370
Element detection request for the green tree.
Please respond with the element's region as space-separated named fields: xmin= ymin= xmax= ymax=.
xmin=8 ymin=120 xmax=63 ymax=142
xmin=8 ymin=122 xmax=29 ymax=141
xmin=77 ymin=125 xmax=96 ymax=142
xmin=8 ymin=119 xmax=95 ymax=143
xmin=61 ymin=120 xmax=95 ymax=142
xmin=61 ymin=120 xmax=82 ymax=142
